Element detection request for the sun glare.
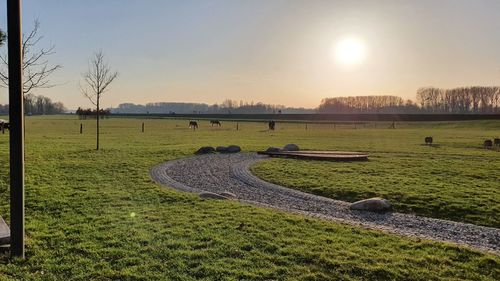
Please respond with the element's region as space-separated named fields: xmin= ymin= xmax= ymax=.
xmin=333 ymin=37 xmax=367 ymax=66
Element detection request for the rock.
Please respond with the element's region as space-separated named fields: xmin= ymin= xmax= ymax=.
xmin=265 ymin=147 xmax=282 ymax=153
xmin=283 ymin=144 xmax=300 ymax=151
xmin=226 ymin=145 xmax=241 ymax=153
xmin=220 ymin=191 xmax=237 ymax=199
xmin=199 ymin=192 xmax=228 ymax=200
xmin=195 ymin=146 xmax=215 ymax=155
xmin=216 ymin=146 xmax=228 ymax=153
xmin=350 ymin=197 xmax=392 ymax=212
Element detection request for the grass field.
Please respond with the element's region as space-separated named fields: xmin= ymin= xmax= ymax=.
xmin=0 ymin=116 xmax=498 ymax=280
xmin=251 ymin=121 xmax=500 ymax=227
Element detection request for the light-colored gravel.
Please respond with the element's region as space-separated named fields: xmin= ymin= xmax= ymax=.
xmin=150 ymin=153 xmax=500 ymax=253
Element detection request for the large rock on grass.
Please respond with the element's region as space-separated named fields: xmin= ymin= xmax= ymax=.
xmin=226 ymin=145 xmax=241 ymax=153
xmin=283 ymin=144 xmax=300 ymax=151
xmin=265 ymin=147 xmax=282 ymax=153
xmin=199 ymin=192 xmax=228 ymax=200
xmin=195 ymin=146 xmax=215 ymax=155
xmin=216 ymin=146 xmax=228 ymax=153
xmin=350 ymin=197 xmax=392 ymax=212
xmin=218 ymin=145 xmax=241 ymax=153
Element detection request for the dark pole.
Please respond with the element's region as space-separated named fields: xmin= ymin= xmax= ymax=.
xmin=141 ymin=122 xmax=144 ymax=133
xmin=7 ymin=0 xmax=25 ymax=258
xmin=80 ymin=123 xmax=83 ymax=134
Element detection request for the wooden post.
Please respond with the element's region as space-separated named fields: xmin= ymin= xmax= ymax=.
xmin=236 ymin=122 xmax=239 ymax=131
xmin=7 ymin=0 xmax=25 ymax=259
xmin=305 ymin=123 xmax=308 ymax=130
xmin=80 ymin=123 xmax=83 ymax=134
xmin=141 ymin=122 xmax=145 ymax=133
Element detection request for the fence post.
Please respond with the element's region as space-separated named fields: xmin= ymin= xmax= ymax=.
xmin=80 ymin=123 xmax=83 ymax=134
xmin=142 ymin=122 xmax=145 ymax=133
xmin=236 ymin=122 xmax=239 ymax=131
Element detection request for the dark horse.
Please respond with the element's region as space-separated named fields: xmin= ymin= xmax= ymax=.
xmin=484 ymin=139 xmax=493 ymax=149
xmin=268 ymin=121 xmax=276 ymax=131
xmin=189 ymin=121 xmax=198 ymax=130
xmin=0 ymin=120 xmax=9 ymax=134
xmin=210 ymin=120 xmax=221 ymax=127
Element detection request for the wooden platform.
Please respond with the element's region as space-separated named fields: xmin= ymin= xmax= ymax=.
xmin=0 ymin=216 xmax=10 ymax=245
xmin=257 ymin=150 xmax=369 ymax=161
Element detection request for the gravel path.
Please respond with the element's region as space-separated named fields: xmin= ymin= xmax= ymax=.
xmin=150 ymin=153 xmax=500 ymax=253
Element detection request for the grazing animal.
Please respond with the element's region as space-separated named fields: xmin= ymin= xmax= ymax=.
xmin=188 ymin=121 xmax=198 ymax=130
xmin=425 ymin=136 xmax=433 ymax=145
xmin=0 ymin=120 xmax=9 ymax=134
xmin=210 ymin=120 xmax=221 ymax=127
xmin=268 ymin=121 xmax=276 ymax=131
xmin=484 ymin=139 xmax=493 ymax=149
xmin=494 ymin=138 xmax=500 ymax=146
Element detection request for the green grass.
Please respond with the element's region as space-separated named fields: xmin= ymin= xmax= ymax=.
xmin=0 ymin=116 xmax=497 ymax=280
xmin=252 ymin=121 xmax=500 ymax=228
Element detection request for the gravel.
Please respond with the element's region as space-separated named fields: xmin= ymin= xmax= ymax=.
xmin=150 ymin=153 xmax=500 ymax=253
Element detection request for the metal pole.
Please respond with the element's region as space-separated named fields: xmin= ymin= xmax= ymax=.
xmin=7 ymin=0 xmax=25 ymax=258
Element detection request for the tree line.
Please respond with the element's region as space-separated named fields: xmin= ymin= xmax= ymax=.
xmin=416 ymin=87 xmax=500 ymax=113
xmin=76 ymin=108 xmax=111 ymax=119
xmin=319 ymin=87 xmax=500 ymax=114
xmin=0 ymin=93 xmax=66 ymax=115
xmin=112 ymin=99 xmax=315 ymax=114
xmin=318 ymin=95 xmax=420 ymax=113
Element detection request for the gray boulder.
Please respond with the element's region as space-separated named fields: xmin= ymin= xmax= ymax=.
xmin=195 ymin=146 xmax=215 ymax=155
xmin=283 ymin=144 xmax=300 ymax=151
xmin=226 ymin=145 xmax=241 ymax=153
xmin=217 ymin=145 xmax=241 ymax=153
xmin=216 ymin=146 xmax=228 ymax=153
xmin=265 ymin=147 xmax=282 ymax=153
xmin=199 ymin=192 xmax=228 ymax=200
xmin=350 ymin=197 xmax=392 ymax=212
xmin=220 ymin=191 xmax=237 ymax=199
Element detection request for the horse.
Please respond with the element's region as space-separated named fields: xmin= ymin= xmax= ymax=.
xmin=0 ymin=120 xmax=9 ymax=134
xmin=494 ymin=138 xmax=500 ymax=147
xmin=424 ymin=136 xmax=433 ymax=145
xmin=210 ymin=120 xmax=221 ymax=127
xmin=484 ymin=139 xmax=493 ymax=149
xmin=188 ymin=121 xmax=198 ymax=130
xmin=268 ymin=121 xmax=275 ymax=131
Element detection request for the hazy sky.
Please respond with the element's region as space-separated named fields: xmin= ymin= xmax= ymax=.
xmin=1 ymin=0 xmax=500 ymax=109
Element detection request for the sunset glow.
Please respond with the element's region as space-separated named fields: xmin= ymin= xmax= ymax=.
xmin=333 ymin=37 xmax=367 ymax=66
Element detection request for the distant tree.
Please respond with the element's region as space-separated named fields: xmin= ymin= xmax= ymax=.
xmin=0 ymin=20 xmax=61 ymax=94
xmin=80 ymin=50 xmax=118 ymax=150
xmin=0 ymin=29 xmax=5 ymax=46
xmin=23 ymin=93 xmax=66 ymax=115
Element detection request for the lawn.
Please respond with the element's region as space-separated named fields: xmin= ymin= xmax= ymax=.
xmin=0 ymin=116 xmax=498 ymax=280
xmin=252 ymin=120 xmax=500 ymax=227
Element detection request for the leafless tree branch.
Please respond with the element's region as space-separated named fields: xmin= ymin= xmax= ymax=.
xmin=0 ymin=19 xmax=62 ymax=93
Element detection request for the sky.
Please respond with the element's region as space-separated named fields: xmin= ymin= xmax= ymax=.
xmin=0 ymin=0 xmax=500 ymax=109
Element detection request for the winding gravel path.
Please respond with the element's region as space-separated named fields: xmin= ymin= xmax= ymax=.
xmin=151 ymin=153 xmax=500 ymax=253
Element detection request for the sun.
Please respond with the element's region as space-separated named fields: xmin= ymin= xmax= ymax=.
xmin=333 ymin=37 xmax=367 ymax=66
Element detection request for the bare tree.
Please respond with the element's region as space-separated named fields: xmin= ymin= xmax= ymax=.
xmin=80 ymin=50 xmax=118 ymax=150
xmin=0 ymin=20 xmax=62 ymax=94
xmin=0 ymin=29 xmax=5 ymax=47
